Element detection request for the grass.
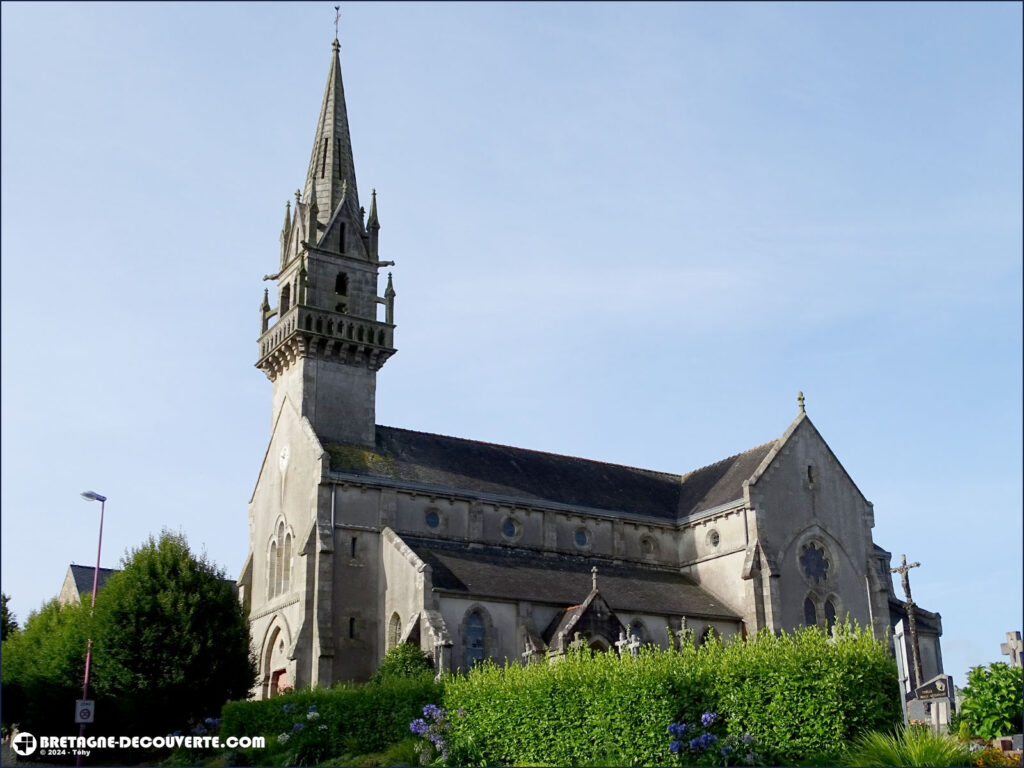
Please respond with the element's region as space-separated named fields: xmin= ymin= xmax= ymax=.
xmin=844 ymin=726 xmax=972 ymax=767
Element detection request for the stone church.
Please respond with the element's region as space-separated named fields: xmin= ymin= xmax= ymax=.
xmin=237 ymin=37 xmax=944 ymax=698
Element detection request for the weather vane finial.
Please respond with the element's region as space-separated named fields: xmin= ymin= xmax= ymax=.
xmin=334 ymin=6 xmax=340 ymax=40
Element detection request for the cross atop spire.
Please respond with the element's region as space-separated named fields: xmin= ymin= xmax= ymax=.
xmin=798 ymin=391 xmax=806 ymax=413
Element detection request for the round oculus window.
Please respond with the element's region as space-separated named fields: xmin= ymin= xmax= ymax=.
xmin=425 ymin=510 xmax=440 ymax=529
xmin=708 ymin=530 xmax=720 ymax=548
xmin=501 ymin=517 xmax=519 ymax=539
xmin=574 ymin=528 xmax=591 ymax=547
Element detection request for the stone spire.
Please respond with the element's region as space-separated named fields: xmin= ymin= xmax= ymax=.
xmin=367 ymin=189 xmax=380 ymax=260
xmin=303 ymin=37 xmax=359 ymax=235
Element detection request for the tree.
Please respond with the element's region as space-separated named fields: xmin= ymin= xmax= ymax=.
xmin=1 ymin=592 xmax=18 ymax=640
xmin=91 ymin=531 xmax=256 ymax=735
xmin=0 ymin=598 xmax=90 ymax=733
xmin=958 ymin=662 xmax=1024 ymax=740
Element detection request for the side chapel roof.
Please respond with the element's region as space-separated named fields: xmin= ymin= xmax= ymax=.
xmin=399 ymin=536 xmax=739 ymax=620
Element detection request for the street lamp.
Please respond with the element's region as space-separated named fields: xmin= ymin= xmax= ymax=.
xmin=77 ymin=490 xmax=106 ymax=767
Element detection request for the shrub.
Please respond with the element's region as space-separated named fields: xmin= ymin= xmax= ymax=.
xmin=371 ymin=642 xmax=434 ymax=683
xmin=221 ymin=675 xmax=442 ymax=759
xmin=844 ymin=726 xmax=972 ymax=767
xmin=958 ymin=663 xmax=1024 ymax=740
xmin=441 ymin=624 xmax=900 ymax=766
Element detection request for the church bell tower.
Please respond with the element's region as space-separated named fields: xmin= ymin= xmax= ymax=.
xmin=256 ymin=38 xmax=395 ymax=448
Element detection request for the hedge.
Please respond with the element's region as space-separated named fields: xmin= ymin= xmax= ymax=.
xmin=439 ymin=624 xmax=901 ymax=766
xmin=221 ymin=675 xmax=441 ymax=756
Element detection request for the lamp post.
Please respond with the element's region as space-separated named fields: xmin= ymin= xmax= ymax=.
xmin=77 ymin=490 xmax=106 ymax=767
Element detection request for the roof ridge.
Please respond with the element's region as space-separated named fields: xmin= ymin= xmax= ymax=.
xmin=680 ymin=440 xmax=776 ymax=480
xmin=375 ymin=424 xmax=683 ymax=480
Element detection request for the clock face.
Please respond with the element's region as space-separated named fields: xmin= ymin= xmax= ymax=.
xmin=279 ymin=444 xmax=290 ymax=471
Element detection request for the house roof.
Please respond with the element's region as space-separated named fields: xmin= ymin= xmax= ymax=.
xmin=69 ymin=564 xmax=118 ymax=596
xmin=325 ymin=425 xmax=774 ymax=522
xmin=400 ymin=535 xmax=740 ymax=620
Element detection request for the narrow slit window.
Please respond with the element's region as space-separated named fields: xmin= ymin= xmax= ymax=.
xmin=349 ymin=617 xmax=356 ymax=639
xmin=350 ymin=536 xmax=357 ymax=558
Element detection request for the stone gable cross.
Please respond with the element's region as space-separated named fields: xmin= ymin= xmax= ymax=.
xmin=1001 ymin=631 xmax=1022 ymax=668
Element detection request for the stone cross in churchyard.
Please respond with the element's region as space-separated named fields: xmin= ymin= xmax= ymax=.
xmin=568 ymin=632 xmax=588 ymax=653
xmin=615 ymin=631 xmax=630 ymax=656
xmin=1000 ymin=631 xmax=1023 ymax=668
xmin=628 ymin=632 xmax=641 ymax=656
xmin=891 ymin=554 xmax=924 ymax=690
xmin=522 ymin=638 xmax=535 ymax=665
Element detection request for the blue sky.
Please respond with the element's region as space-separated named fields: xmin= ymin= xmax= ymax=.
xmin=2 ymin=2 xmax=1021 ymax=690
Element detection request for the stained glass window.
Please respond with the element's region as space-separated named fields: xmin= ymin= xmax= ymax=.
xmin=804 ymin=597 xmax=817 ymax=627
xmin=824 ymin=600 xmax=837 ymax=631
xmin=464 ymin=611 xmax=485 ymax=669
xmin=800 ymin=543 xmax=829 ymax=584
xmin=502 ymin=518 xmax=518 ymax=539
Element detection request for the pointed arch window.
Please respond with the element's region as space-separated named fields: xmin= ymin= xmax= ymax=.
xmin=464 ymin=610 xmax=486 ymax=670
xmin=388 ymin=613 xmax=402 ymax=651
xmin=824 ymin=599 xmax=837 ymax=631
xmin=268 ymin=520 xmax=293 ymax=599
xmin=280 ymin=283 xmax=291 ymax=315
xmin=804 ymin=597 xmax=817 ymax=627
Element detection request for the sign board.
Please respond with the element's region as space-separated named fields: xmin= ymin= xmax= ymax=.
xmin=915 ymin=674 xmax=954 ymax=701
xmin=75 ymin=699 xmax=95 ymax=724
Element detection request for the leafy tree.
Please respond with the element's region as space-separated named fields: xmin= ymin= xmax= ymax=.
xmin=91 ymin=530 xmax=256 ymax=735
xmin=958 ymin=662 xmax=1024 ymax=740
xmin=1 ymin=592 xmax=18 ymax=640
xmin=371 ymin=642 xmax=434 ymax=683
xmin=0 ymin=598 xmax=90 ymax=733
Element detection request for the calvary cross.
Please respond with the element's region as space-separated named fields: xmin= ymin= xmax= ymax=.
xmin=1001 ymin=631 xmax=1022 ymax=668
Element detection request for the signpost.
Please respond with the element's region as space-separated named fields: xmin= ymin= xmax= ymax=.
xmin=75 ymin=700 xmax=95 ymax=725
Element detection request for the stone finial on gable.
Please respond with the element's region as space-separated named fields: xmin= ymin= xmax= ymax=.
xmin=591 ymin=565 xmax=598 ymax=592
xmin=798 ymin=391 xmax=806 ymax=413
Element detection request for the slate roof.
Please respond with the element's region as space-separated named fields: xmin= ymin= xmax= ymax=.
xmin=325 ymin=425 xmax=774 ymax=522
xmin=400 ymin=536 xmax=740 ymax=620
xmin=69 ymin=564 xmax=118 ymax=596
xmin=889 ymin=597 xmax=943 ymax=635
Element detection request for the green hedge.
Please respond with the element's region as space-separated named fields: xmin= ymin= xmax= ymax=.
xmin=221 ymin=675 xmax=441 ymax=756
xmin=440 ymin=625 xmax=901 ymax=766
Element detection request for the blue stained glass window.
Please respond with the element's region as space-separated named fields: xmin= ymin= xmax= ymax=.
xmin=464 ymin=611 xmax=485 ymax=669
xmin=502 ymin=518 xmax=517 ymax=538
xmin=800 ymin=543 xmax=829 ymax=584
xmin=425 ymin=510 xmax=440 ymax=528
xmin=575 ymin=528 xmax=590 ymax=547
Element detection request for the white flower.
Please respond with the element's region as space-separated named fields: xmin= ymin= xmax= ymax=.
xmin=307 ymin=711 xmax=321 ymax=721
xmin=278 ymin=732 xmax=290 ymax=744
xmin=318 ymin=725 xmax=328 ymax=732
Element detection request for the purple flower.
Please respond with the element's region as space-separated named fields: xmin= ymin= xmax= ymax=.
xmin=721 ymin=745 xmax=734 ymax=757
xmin=741 ymin=733 xmax=756 ymax=746
xmin=689 ymin=737 xmax=702 ymax=752
xmin=204 ymin=717 xmax=220 ymax=728
xmin=307 ymin=705 xmax=317 ymax=714
xmin=423 ymin=703 xmax=445 ymax=720
xmin=292 ymin=722 xmax=304 ymax=732
xmin=701 ymin=733 xmax=718 ymax=748
xmin=701 ymin=711 xmax=718 ymax=727
xmin=668 ymin=722 xmax=690 ymax=737
xmin=409 ymin=718 xmax=428 ymax=735
xmin=669 ymin=740 xmax=682 ymax=754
